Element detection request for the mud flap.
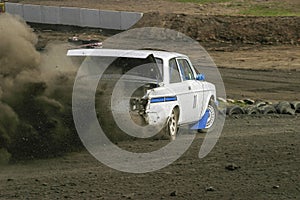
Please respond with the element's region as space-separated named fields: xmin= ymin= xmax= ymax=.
xmin=190 ymin=109 xmax=209 ymax=130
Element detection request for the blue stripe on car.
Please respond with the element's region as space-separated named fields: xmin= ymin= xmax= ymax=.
xmin=150 ymin=96 xmax=177 ymax=103
xmin=190 ymin=109 xmax=210 ymax=130
xmin=165 ymin=96 xmax=177 ymax=102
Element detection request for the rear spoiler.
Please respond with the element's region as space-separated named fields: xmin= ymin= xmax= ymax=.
xmin=67 ymin=49 xmax=151 ymax=59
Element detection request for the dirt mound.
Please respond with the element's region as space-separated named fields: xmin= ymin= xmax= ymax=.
xmin=135 ymin=13 xmax=300 ymax=46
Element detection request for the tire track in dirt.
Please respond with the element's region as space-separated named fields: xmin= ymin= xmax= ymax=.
xmin=219 ymin=68 xmax=300 ymax=101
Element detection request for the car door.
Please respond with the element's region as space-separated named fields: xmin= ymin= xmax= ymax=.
xmin=167 ymin=58 xmax=202 ymax=124
xmin=176 ymin=58 xmax=204 ymax=122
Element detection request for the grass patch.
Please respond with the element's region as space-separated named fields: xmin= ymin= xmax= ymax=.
xmin=239 ymin=4 xmax=300 ymax=16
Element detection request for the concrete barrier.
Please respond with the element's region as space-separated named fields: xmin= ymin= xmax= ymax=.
xmin=4 ymin=3 xmax=143 ymax=30
xmin=99 ymin=10 xmax=121 ymax=30
xmin=23 ymin=4 xmax=42 ymax=23
xmin=121 ymin=12 xmax=143 ymax=30
xmin=5 ymin=3 xmax=23 ymax=17
xmin=80 ymin=8 xmax=101 ymax=28
xmin=60 ymin=7 xmax=81 ymax=26
xmin=42 ymin=6 xmax=60 ymax=24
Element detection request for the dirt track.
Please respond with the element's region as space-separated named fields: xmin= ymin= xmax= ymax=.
xmin=1 ymin=115 xmax=299 ymax=199
xmin=1 ymin=1 xmax=300 ymax=199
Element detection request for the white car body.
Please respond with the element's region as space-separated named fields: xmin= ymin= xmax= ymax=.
xmin=68 ymin=49 xmax=217 ymax=130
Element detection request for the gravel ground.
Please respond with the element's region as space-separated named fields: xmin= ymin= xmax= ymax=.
xmin=1 ymin=1 xmax=299 ymax=199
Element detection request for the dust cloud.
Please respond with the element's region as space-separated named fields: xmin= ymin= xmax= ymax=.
xmin=0 ymin=14 xmax=81 ymax=163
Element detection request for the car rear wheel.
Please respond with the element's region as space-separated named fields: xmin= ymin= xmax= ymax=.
xmin=166 ymin=108 xmax=178 ymax=140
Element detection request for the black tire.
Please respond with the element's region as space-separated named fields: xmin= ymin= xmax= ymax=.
xmin=165 ymin=108 xmax=179 ymax=140
xmin=255 ymin=101 xmax=267 ymax=107
xmin=291 ymin=101 xmax=300 ymax=113
xmin=275 ymin=101 xmax=294 ymax=115
xmin=259 ymin=105 xmax=277 ymax=115
xmin=198 ymin=100 xmax=218 ymax=133
xmin=226 ymin=105 xmax=245 ymax=116
xmin=244 ymin=106 xmax=260 ymax=115
xmin=243 ymin=99 xmax=255 ymax=105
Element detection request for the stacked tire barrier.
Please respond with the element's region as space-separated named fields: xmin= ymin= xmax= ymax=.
xmin=225 ymin=100 xmax=300 ymax=116
xmin=5 ymin=3 xmax=143 ymax=30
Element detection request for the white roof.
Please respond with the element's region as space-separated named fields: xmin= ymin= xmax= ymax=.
xmin=67 ymin=49 xmax=187 ymax=60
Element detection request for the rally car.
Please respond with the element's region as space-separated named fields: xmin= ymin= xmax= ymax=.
xmin=68 ymin=49 xmax=218 ymax=140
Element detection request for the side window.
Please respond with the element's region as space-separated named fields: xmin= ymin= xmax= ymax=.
xmin=177 ymin=59 xmax=195 ymax=80
xmin=169 ymin=59 xmax=181 ymax=83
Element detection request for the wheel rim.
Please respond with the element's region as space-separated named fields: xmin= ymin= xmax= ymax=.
xmin=169 ymin=110 xmax=177 ymax=139
xmin=205 ymin=105 xmax=216 ymax=129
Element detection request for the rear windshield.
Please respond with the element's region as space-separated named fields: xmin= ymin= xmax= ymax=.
xmin=101 ymin=55 xmax=163 ymax=83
